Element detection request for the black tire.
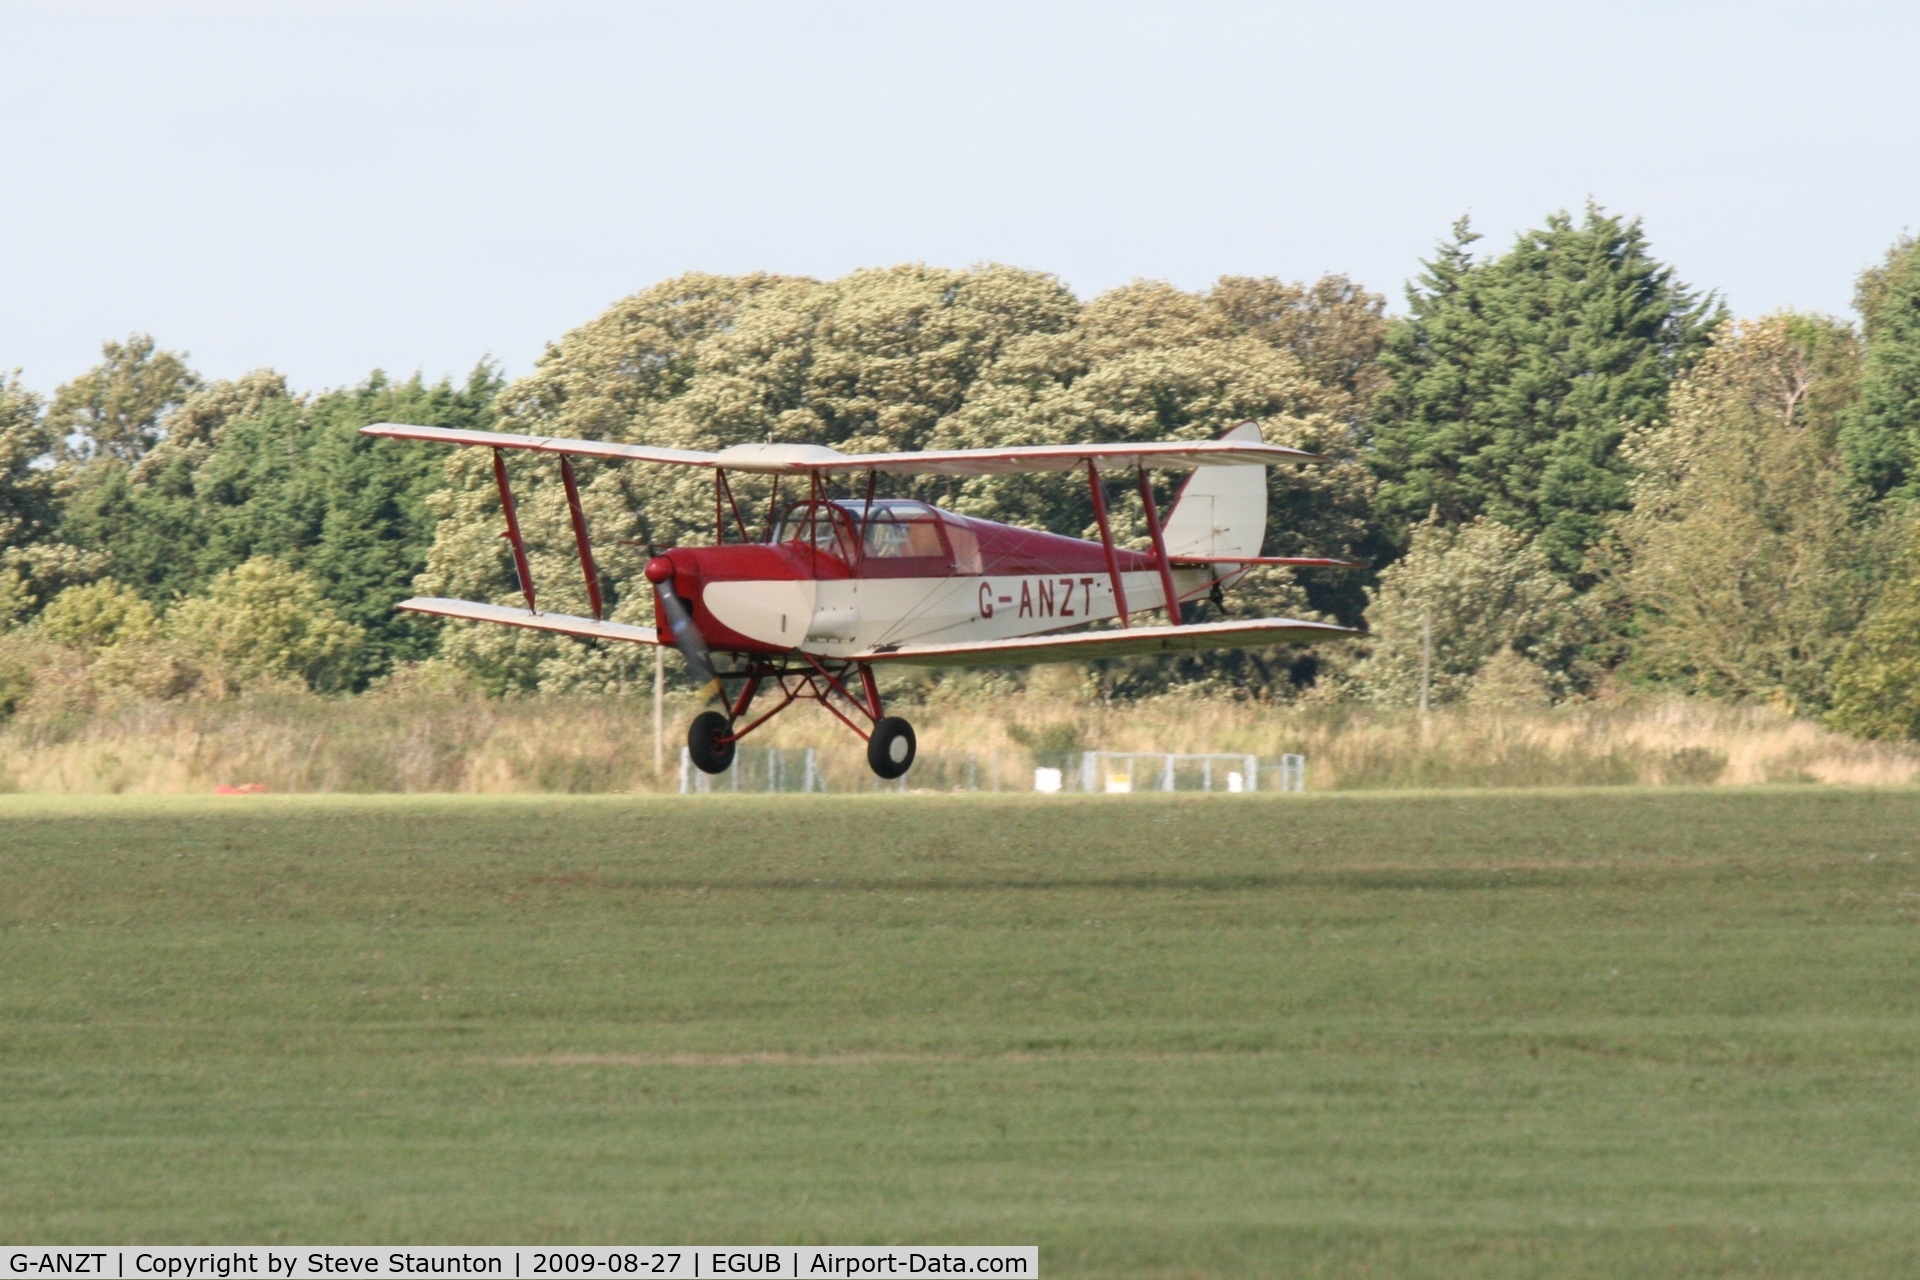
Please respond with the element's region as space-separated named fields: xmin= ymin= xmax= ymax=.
xmin=687 ymin=710 xmax=736 ymax=775
xmin=867 ymin=716 xmax=916 ymax=780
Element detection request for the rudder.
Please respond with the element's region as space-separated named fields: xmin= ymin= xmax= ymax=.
xmin=1160 ymin=420 xmax=1268 ymax=560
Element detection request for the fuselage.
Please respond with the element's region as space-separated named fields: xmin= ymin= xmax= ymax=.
xmin=653 ymin=498 xmax=1218 ymax=658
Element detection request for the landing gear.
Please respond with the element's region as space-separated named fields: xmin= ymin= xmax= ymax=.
xmin=867 ymin=716 xmax=916 ymax=780
xmin=687 ymin=710 xmax=736 ymax=774
xmin=682 ymin=658 xmax=915 ymax=782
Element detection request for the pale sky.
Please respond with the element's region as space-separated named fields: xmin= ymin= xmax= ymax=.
xmin=3 ymin=0 xmax=1915 ymax=396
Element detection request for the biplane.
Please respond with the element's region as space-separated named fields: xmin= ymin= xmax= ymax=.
xmin=358 ymin=419 xmax=1361 ymax=779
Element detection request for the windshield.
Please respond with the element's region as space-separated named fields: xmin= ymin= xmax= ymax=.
xmin=774 ymin=501 xmax=857 ymax=561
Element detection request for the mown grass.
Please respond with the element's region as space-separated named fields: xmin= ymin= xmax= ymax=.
xmin=2 ymin=789 xmax=1919 ymax=1275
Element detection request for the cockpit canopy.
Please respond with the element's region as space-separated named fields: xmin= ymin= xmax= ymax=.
xmin=773 ymin=498 xmax=983 ymax=575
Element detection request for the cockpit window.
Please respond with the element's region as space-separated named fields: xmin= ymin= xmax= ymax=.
xmin=859 ymin=505 xmax=946 ymax=559
xmin=820 ymin=499 xmax=975 ymax=573
xmin=942 ymin=515 xmax=983 ymax=574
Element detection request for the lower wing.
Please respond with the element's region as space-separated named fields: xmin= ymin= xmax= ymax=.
xmin=852 ymin=617 xmax=1360 ymax=667
xmin=397 ymin=597 xmax=660 ymax=645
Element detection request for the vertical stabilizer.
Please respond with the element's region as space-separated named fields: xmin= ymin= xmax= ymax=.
xmin=1160 ymin=420 xmax=1268 ymax=560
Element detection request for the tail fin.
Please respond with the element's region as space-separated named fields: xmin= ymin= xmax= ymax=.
xmin=1160 ymin=420 xmax=1268 ymax=560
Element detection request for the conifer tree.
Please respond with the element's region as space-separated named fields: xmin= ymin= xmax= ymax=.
xmin=1369 ymin=206 xmax=1721 ymax=576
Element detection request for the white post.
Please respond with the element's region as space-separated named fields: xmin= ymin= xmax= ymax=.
xmin=1246 ymin=754 xmax=1259 ymax=793
xmin=1161 ymin=753 xmax=1175 ymax=792
xmin=1082 ymin=751 xmax=1098 ymax=792
xmin=679 ymin=747 xmax=690 ymax=795
xmin=654 ymin=645 xmax=666 ymax=775
xmin=1419 ymin=607 xmax=1433 ymax=715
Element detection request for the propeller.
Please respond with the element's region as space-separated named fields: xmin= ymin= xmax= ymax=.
xmin=645 ymin=556 xmax=721 ymax=702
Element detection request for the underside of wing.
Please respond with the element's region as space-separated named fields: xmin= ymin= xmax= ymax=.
xmin=1168 ymin=555 xmax=1363 ymax=569
xmin=851 ymin=617 xmax=1361 ymax=667
xmin=822 ymin=439 xmax=1325 ymax=476
xmin=398 ymin=597 xmax=660 ymax=645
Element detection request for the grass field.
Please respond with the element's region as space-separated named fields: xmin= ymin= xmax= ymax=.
xmin=3 ymin=790 xmax=1919 ymax=1276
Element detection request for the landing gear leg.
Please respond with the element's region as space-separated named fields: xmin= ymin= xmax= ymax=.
xmin=867 ymin=716 xmax=916 ymax=780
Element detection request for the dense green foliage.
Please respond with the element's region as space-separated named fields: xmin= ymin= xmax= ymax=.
xmin=1827 ymin=525 xmax=1920 ymax=739
xmin=1839 ymin=237 xmax=1920 ymax=500
xmin=1615 ymin=315 xmax=1889 ymax=712
xmin=1369 ymin=207 xmax=1722 ymax=575
xmin=8 ymin=207 xmax=1920 ymax=729
xmin=1341 ymin=516 xmax=1595 ymax=706
xmin=4 ymin=790 xmax=1920 ymax=1274
xmin=55 ymin=362 xmax=499 ymax=681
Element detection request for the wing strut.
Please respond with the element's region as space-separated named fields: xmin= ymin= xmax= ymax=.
xmin=715 ymin=469 xmax=751 ymax=543
xmin=558 ymin=457 xmax=603 ymax=620
xmin=856 ymin=470 xmax=877 ymax=573
xmin=493 ymin=449 xmax=537 ymax=615
xmin=1086 ymin=460 xmax=1130 ymax=627
xmin=1137 ymin=465 xmax=1183 ymax=625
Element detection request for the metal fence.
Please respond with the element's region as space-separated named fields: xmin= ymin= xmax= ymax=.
xmin=677 ymin=746 xmax=1307 ymax=794
xmin=1078 ymin=750 xmax=1305 ymax=793
xmin=680 ymin=746 xmax=825 ymax=794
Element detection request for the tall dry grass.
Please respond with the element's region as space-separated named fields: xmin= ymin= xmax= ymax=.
xmin=3 ymin=684 xmax=1917 ymax=794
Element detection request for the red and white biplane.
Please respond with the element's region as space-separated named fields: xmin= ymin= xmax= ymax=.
xmin=359 ymin=419 xmax=1361 ymax=779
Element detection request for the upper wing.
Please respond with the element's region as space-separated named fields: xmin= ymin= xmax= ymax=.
xmin=827 ymin=439 xmax=1324 ymax=475
xmin=397 ymin=597 xmax=660 ymax=645
xmin=358 ymin=422 xmax=1324 ymax=474
xmin=360 ymin=424 xmax=716 ymax=468
xmin=852 ymin=617 xmax=1360 ymax=667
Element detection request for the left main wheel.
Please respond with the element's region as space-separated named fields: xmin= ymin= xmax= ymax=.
xmin=687 ymin=710 xmax=736 ymax=774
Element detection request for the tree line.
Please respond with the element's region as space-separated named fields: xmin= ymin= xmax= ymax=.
xmin=6 ymin=204 xmax=1920 ymax=737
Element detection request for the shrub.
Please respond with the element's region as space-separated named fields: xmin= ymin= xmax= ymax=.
xmin=165 ymin=556 xmax=364 ymax=692
xmin=35 ymin=579 xmax=158 ymax=650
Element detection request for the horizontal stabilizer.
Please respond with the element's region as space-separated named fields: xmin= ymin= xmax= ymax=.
xmin=398 ymin=597 xmax=659 ymax=645
xmin=853 ymin=617 xmax=1360 ymax=667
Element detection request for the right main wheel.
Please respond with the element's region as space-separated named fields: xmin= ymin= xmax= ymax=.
xmin=867 ymin=716 xmax=916 ymax=780
xmin=687 ymin=710 xmax=736 ymax=775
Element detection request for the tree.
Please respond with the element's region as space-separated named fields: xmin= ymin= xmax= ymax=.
xmin=1369 ymin=206 xmax=1722 ymax=576
xmin=58 ymin=364 xmax=501 ymax=683
xmin=47 ymin=334 xmax=199 ymax=463
xmin=0 ymin=372 xmax=55 ymax=622
xmin=1827 ymin=524 xmax=1920 ymax=739
xmin=1 ymin=370 xmax=107 ymax=625
xmin=1836 ymin=235 xmax=1920 ymax=500
xmin=1616 ymin=315 xmax=1886 ymax=712
xmin=165 ymin=556 xmax=363 ymax=691
xmin=1342 ymin=516 xmax=1594 ymax=706
xmin=1206 ymin=274 xmax=1389 ymax=417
